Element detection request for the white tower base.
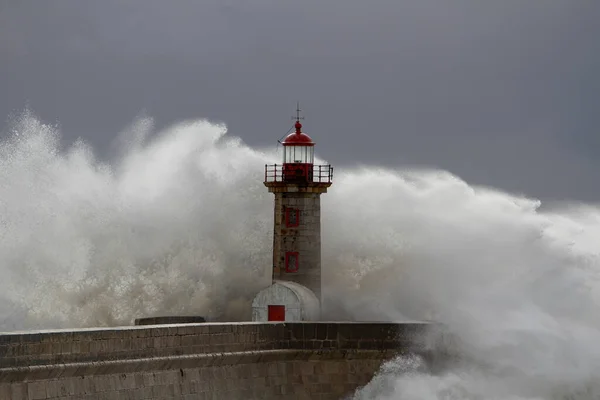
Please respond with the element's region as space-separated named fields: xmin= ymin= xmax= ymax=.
xmin=251 ymin=280 xmax=320 ymax=322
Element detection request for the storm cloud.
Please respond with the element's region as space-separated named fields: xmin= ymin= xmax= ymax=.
xmin=1 ymin=0 xmax=599 ymax=201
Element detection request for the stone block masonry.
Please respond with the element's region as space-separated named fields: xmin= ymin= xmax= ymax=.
xmin=0 ymin=322 xmax=433 ymax=399
xmin=272 ymin=191 xmax=324 ymax=300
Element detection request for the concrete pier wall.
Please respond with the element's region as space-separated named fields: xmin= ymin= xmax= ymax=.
xmin=0 ymin=322 xmax=431 ymax=400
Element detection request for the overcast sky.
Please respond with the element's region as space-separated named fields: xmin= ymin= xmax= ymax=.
xmin=1 ymin=1 xmax=599 ymax=201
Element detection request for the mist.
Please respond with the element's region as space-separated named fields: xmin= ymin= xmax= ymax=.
xmin=2 ymin=111 xmax=600 ymax=399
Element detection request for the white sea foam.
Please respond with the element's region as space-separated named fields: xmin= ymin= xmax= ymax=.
xmin=2 ymin=110 xmax=600 ymax=399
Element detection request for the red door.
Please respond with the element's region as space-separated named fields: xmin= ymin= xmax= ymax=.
xmin=268 ymin=305 xmax=285 ymax=321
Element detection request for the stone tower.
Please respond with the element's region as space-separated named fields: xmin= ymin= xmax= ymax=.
xmin=252 ymin=107 xmax=333 ymax=322
xmin=264 ymin=112 xmax=333 ymax=301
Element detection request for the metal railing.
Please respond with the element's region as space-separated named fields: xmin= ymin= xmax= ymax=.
xmin=265 ymin=164 xmax=333 ymax=184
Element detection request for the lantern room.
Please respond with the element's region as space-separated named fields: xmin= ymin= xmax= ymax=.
xmin=264 ymin=106 xmax=333 ymax=185
xmin=281 ymin=121 xmax=316 ymax=183
xmin=282 ymin=121 xmax=315 ymax=164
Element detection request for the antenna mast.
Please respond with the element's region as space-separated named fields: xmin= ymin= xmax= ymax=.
xmin=277 ymin=102 xmax=304 ymax=146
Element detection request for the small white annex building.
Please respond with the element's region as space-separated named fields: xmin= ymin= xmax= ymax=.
xmin=252 ymin=280 xmax=320 ymax=322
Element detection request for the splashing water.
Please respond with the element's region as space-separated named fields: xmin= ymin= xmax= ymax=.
xmin=0 ymin=110 xmax=275 ymax=328
xmin=2 ymin=110 xmax=600 ymax=399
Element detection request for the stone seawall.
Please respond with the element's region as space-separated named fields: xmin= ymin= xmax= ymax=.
xmin=0 ymin=322 xmax=431 ymax=400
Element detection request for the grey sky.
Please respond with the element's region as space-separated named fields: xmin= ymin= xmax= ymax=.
xmin=1 ymin=1 xmax=599 ymax=201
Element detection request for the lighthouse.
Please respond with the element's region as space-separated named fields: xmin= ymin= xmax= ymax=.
xmin=251 ymin=106 xmax=333 ymax=322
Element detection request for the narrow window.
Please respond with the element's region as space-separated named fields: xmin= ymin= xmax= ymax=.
xmin=285 ymin=252 xmax=299 ymax=273
xmin=285 ymin=208 xmax=300 ymax=227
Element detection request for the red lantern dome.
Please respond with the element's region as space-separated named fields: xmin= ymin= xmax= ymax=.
xmin=281 ymin=121 xmax=315 ymax=146
xmin=263 ymin=104 xmax=333 ymax=187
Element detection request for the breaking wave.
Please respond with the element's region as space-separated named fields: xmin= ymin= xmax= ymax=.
xmin=2 ymin=110 xmax=600 ymax=399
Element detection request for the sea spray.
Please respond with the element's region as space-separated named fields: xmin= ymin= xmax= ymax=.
xmin=0 ymin=110 xmax=273 ymax=328
xmin=2 ymin=110 xmax=600 ymax=399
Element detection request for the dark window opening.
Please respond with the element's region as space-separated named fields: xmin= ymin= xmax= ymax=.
xmin=285 ymin=252 xmax=299 ymax=273
xmin=286 ymin=208 xmax=300 ymax=227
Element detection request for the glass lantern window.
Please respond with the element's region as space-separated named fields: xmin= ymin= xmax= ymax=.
xmin=284 ymin=145 xmax=314 ymax=164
